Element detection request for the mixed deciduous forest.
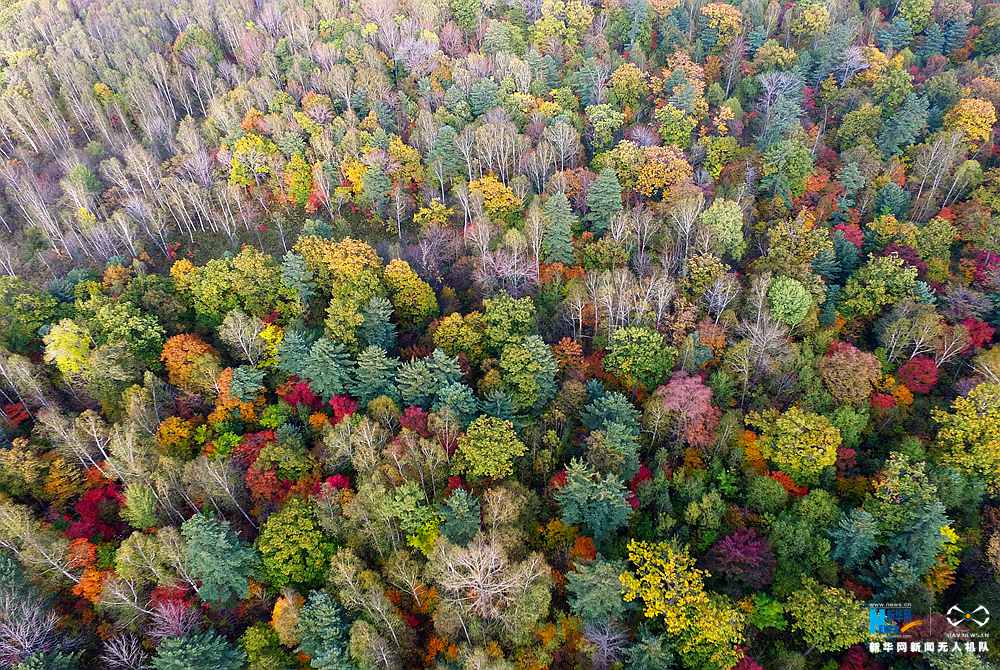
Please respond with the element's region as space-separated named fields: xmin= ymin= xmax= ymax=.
xmin=0 ymin=0 xmax=999 ymax=668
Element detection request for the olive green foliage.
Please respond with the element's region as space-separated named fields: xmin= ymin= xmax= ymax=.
xmin=256 ymin=498 xmax=336 ymax=589
xmin=453 ymin=416 xmax=526 ymax=481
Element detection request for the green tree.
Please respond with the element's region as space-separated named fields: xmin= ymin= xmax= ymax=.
xmin=699 ymin=198 xmax=746 ymax=259
xmin=302 ymin=338 xmax=356 ymax=401
xmin=295 ymin=591 xmax=353 ymax=670
xmin=441 ymin=489 xmax=481 ymax=545
xmin=785 ymin=577 xmax=866 ymax=654
xmin=747 ymin=407 xmax=840 ymax=485
xmin=482 ymin=292 xmax=536 ymax=352
xmin=767 ymin=276 xmax=812 ymax=326
xmin=359 ymin=297 xmax=396 ymax=351
xmin=556 ymin=459 xmax=632 ymax=545
xmin=281 ymin=251 xmax=315 ymax=305
xmin=840 ymin=255 xmax=918 ymax=319
xmin=152 ymin=632 xmax=245 ymax=670
xmin=181 ymin=513 xmax=259 ymax=607
xmin=231 ymin=366 xmax=266 ymax=402
xmin=0 ymin=277 xmax=60 ymax=354
xmin=499 ymin=336 xmax=559 ymax=413
xmin=453 ymin=416 xmax=526 ymax=481
xmin=655 ymin=104 xmax=697 ymax=148
xmin=761 ymin=136 xmax=814 ymax=202
xmin=542 ymin=192 xmax=576 ymax=264
xmin=397 ymin=349 xmax=461 ymax=408
xmin=566 ymin=558 xmax=628 ymax=623
xmin=587 ymin=104 xmax=625 ymax=151
xmin=349 ymin=346 xmax=400 ymax=404
xmin=586 ymin=168 xmax=623 ymax=235
xmin=603 ymin=326 xmax=676 ymax=390
xmin=257 ymin=498 xmax=336 ymax=589
xmin=829 ymin=509 xmax=878 ymax=571
xmin=877 ymin=93 xmax=928 ymax=156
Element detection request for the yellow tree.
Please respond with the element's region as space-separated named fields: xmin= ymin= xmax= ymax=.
xmin=944 ymin=98 xmax=997 ymax=148
xmin=932 ymin=382 xmax=1000 ymax=492
xmin=621 ymin=540 xmax=746 ymax=669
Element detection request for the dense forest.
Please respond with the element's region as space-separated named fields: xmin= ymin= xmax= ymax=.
xmin=0 ymin=0 xmax=999 ymax=668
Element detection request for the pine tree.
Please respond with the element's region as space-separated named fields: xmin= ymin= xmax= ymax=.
xmin=181 ymin=513 xmax=259 ymax=607
xmin=349 ymin=345 xmax=400 ymax=404
xmin=542 ymin=192 xmax=576 ymax=264
xmin=427 ymin=349 xmax=462 ymax=391
xmin=280 ymin=252 xmax=315 ymax=304
xmin=877 ymin=93 xmax=928 ymax=157
xmin=278 ymin=329 xmax=315 ymax=377
xmin=441 ymin=489 xmax=481 ymax=545
xmin=230 ymin=366 xmax=265 ymax=402
xmin=919 ymin=23 xmax=945 ymax=61
xmin=478 ymin=389 xmax=517 ymax=422
xmin=396 ymin=349 xmax=461 ymax=408
xmin=555 ymin=458 xmax=632 ymax=545
xmin=397 ymin=358 xmax=437 ymax=408
xmin=875 ymin=182 xmax=911 ymax=217
xmin=432 ymin=381 xmax=478 ymax=426
xmin=359 ymin=296 xmax=397 ymax=351
xmin=586 ymin=168 xmax=622 ymax=235
xmin=303 ymin=338 xmax=355 ymax=400
xmin=295 ymin=591 xmax=353 ymax=670
xmin=829 ymin=509 xmax=878 ymax=570
xmin=151 ymin=632 xmax=245 ymax=670
xmin=876 ymin=16 xmax=913 ymax=52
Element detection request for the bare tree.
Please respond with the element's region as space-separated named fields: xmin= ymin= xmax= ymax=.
xmin=0 ymin=595 xmax=64 ymax=667
xmin=668 ymin=193 xmax=705 ymax=276
xmin=100 ymin=635 xmax=150 ymax=670
xmin=704 ymin=273 xmax=742 ymax=323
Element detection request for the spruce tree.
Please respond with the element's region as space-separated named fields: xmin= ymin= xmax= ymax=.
xmin=586 ymin=168 xmax=622 ymax=235
xmin=295 ymin=591 xmax=353 ymax=670
xmin=877 ymin=93 xmax=928 ymax=157
xmin=542 ymin=191 xmax=576 ymax=264
xmin=359 ymin=296 xmax=397 ymax=351
xmin=349 ymin=345 xmax=400 ymax=404
xmin=303 ymin=338 xmax=355 ymax=400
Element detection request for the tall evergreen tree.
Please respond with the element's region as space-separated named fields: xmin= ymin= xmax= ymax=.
xmin=359 ymin=296 xmax=397 ymax=351
xmin=349 ymin=345 xmax=400 ymax=404
xmin=181 ymin=513 xmax=259 ymax=607
xmin=303 ymin=338 xmax=355 ymax=400
xmin=295 ymin=591 xmax=353 ymax=670
xmin=542 ymin=192 xmax=576 ymax=264
xmin=586 ymin=168 xmax=622 ymax=235
xmin=556 ymin=459 xmax=632 ymax=545
xmin=877 ymin=93 xmax=928 ymax=156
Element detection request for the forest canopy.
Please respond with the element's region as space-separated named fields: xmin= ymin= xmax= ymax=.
xmin=0 ymin=0 xmax=999 ymax=668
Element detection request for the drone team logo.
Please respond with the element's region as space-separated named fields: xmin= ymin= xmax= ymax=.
xmin=947 ymin=605 xmax=990 ymax=628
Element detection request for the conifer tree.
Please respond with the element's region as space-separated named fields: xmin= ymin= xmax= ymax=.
xmin=586 ymin=168 xmax=623 ymax=235
xmin=359 ymin=296 xmax=397 ymax=351
xmin=349 ymin=345 xmax=400 ymax=404
xmin=541 ymin=192 xmax=576 ymax=264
